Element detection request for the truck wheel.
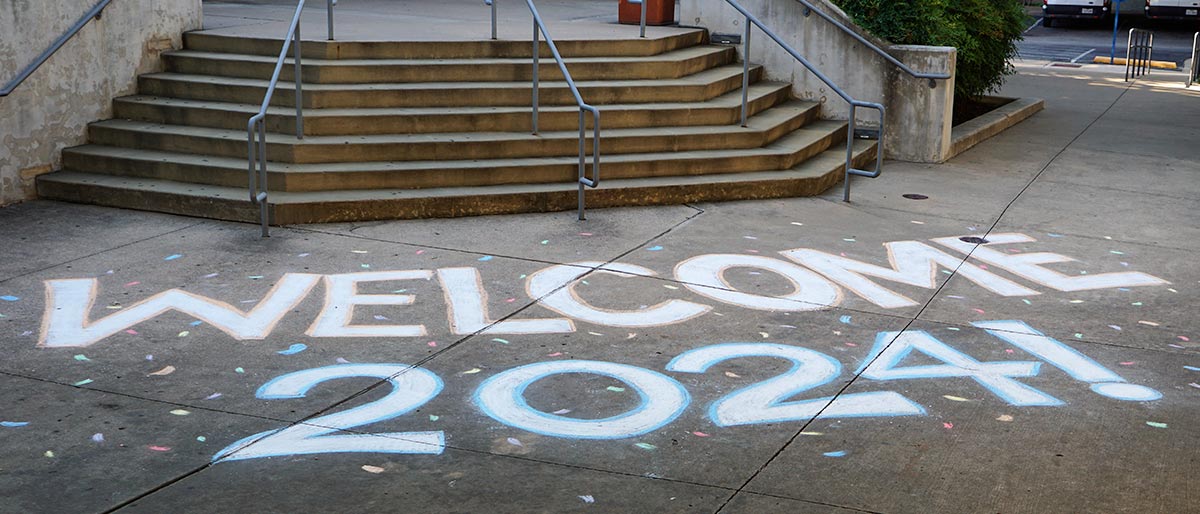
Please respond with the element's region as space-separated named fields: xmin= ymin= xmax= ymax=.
xmin=1043 ymin=17 xmax=1053 ymax=28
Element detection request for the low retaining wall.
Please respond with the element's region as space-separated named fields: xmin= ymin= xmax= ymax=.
xmin=0 ymin=0 xmax=202 ymax=206
xmin=682 ymin=0 xmax=957 ymax=162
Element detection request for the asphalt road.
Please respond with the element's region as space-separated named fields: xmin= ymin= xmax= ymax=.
xmin=1019 ymin=14 xmax=1198 ymax=64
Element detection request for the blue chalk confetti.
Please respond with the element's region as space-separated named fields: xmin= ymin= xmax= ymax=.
xmin=189 ymin=321 xmax=203 ymax=326
xmin=1046 ymin=233 xmax=1064 ymax=238
xmin=839 ymin=315 xmax=852 ymax=324
xmin=277 ymin=343 xmax=308 ymax=355
xmin=823 ymin=451 xmax=847 ymax=457
xmin=0 ymin=296 xmax=18 ymax=302
xmin=164 ymin=254 xmax=183 ymax=261
xmin=646 ymin=246 xmax=663 ymax=251
xmin=478 ymin=256 xmax=494 ymax=262
xmin=1184 ymin=366 xmax=1200 ymax=372
xmin=1 ymin=421 xmax=30 ymax=428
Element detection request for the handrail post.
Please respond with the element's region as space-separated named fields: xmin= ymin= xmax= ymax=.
xmin=578 ymin=109 xmax=587 ymax=220
xmin=258 ymin=121 xmax=269 ymax=237
xmin=740 ymin=15 xmax=751 ymax=127
xmin=1126 ymin=28 xmax=1134 ymax=81
xmin=532 ymin=20 xmax=540 ymax=135
xmin=640 ymin=0 xmax=647 ymax=38
xmin=843 ymin=104 xmax=856 ymax=202
xmin=294 ymin=20 xmax=304 ymax=139
xmin=327 ymin=0 xmax=335 ymax=40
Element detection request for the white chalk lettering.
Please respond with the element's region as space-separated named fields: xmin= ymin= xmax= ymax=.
xmin=307 ymin=271 xmax=432 ymax=338
xmin=673 ymin=254 xmax=841 ymax=311
xmin=40 ymin=275 xmax=321 ymax=348
xmin=782 ymin=241 xmax=1039 ymax=309
xmin=437 ymin=267 xmax=574 ymax=335
xmin=933 ymin=234 xmax=1168 ymax=291
xmin=527 ymin=262 xmax=711 ymax=327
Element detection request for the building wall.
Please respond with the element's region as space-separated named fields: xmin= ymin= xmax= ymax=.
xmin=682 ymin=0 xmax=957 ymax=162
xmin=0 ymin=0 xmax=202 ymax=206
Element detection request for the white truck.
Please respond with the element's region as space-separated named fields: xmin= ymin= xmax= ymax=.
xmin=1144 ymin=0 xmax=1200 ymax=22
xmin=1042 ymin=0 xmax=1113 ymax=27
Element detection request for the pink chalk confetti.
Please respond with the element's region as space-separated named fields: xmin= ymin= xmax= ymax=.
xmin=125 ymin=330 xmax=138 ymax=335
xmin=578 ymin=232 xmax=593 ymax=236
xmin=692 ymin=431 xmax=710 ymax=437
xmin=1179 ymin=336 xmax=1191 ymax=342
xmin=1004 ymin=349 xmax=1015 ymax=354
xmin=547 ymin=352 xmax=563 ymax=357
xmin=505 ymin=298 xmax=516 ymax=303
xmin=943 ymin=422 xmax=954 ymax=429
xmin=124 ymin=282 xmax=140 ymax=287
xmin=972 ymin=308 xmax=986 ymax=314
xmin=415 ymin=250 xmax=425 ymax=255
xmin=1119 ymin=361 xmax=1135 ymax=366
xmin=427 ymin=341 xmax=437 ymax=347
xmin=148 ymin=446 xmax=171 ymax=452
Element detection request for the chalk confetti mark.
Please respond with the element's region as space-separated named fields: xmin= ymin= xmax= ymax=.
xmin=277 ymin=343 xmax=308 ymax=355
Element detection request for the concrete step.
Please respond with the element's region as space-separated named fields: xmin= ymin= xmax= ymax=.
xmin=111 ymin=82 xmax=792 ymax=135
xmin=135 ymin=64 xmax=763 ymax=108
xmin=182 ymin=30 xmax=708 ymax=60
xmin=162 ymin=45 xmax=736 ymax=83
xmin=38 ymin=140 xmax=876 ymax=224
xmin=62 ymin=119 xmax=848 ymax=191
xmin=89 ymin=100 xmax=818 ymax=163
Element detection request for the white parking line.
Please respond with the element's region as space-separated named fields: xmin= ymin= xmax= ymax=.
xmin=1024 ymin=17 xmax=1043 ymax=34
xmin=1071 ymin=49 xmax=1097 ymax=63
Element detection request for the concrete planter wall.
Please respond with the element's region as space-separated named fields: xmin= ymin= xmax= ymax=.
xmin=0 ymin=0 xmax=203 ymax=206
xmin=682 ymin=0 xmax=957 ymax=162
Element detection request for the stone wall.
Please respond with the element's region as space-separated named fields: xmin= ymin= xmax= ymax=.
xmin=0 ymin=0 xmax=202 ymax=206
xmin=682 ymin=0 xmax=957 ymax=162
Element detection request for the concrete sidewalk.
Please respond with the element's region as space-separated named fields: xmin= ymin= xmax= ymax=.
xmin=1 ymin=8 xmax=1198 ymax=513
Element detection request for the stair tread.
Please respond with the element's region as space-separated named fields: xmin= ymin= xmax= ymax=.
xmin=165 ymin=45 xmax=731 ymax=66
xmin=139 ymin=64 xmax=758 ymax=91
xmin=67 ymin=119 xmax=848 ymax=173
xmin=93 ymin=100 xmax=818 ymax=145
xmin=45 ymin=140 xmax=875 ymax=203
xmin=113 ymin=81 xmax=792 ymax=118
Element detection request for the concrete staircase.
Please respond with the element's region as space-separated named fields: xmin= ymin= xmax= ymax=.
xmin=37 ymin=29 xmax=877 ymax=224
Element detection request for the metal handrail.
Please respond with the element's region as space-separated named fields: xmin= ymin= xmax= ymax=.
xmin=721 ymin=0 xmax=884 ymax=202
xmin=247 ymin=0 xmax=336 ymax=237
xmin=1125 ymin=28 xmax=1153 ymax=81
xmin=484 ymin=0 xmax=601 ymax=220
xmin=792 ymin=0 xmax=948 ymax=88
xmin=1186 ymin=32 xmax=1198 ymax=88
xmin=1 ymin=0 xmax=114 ymax=97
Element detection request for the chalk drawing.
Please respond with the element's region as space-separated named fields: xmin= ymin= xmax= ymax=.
xmin=37 ymin=233 xmax=1170 ymax=347
xmin=672 ymin=254 xmax=841 ymax=311
xmin=307 ymin=271 xmax=432 ymax=338
xmin=40 ymin=274 xmax=321 ymax=348
xmin=782 ymin=241 xmax=1039 ymax=309
xmin=474 ymin=360 xmax=690 ymax=439
xmin=214 ymin=364 xmax=444 ymax=462
xmin=437 ymin=267 xmax=574 ymax=335
xmin=933 ymin=234 xmax=1169 ymax=292
xmin=858 ymin=331 xmax=1065 ymax=406
xmin=527 ymin=262 xmax=711 ymax=328
xmin=666 ymin=343 xmax=925 ymax=426
xmin=975 ymin=320 xmax=1162 ymax=401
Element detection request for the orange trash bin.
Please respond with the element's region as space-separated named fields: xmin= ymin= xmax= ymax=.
xmin=618 ymin=0 xmax=676 ymax=26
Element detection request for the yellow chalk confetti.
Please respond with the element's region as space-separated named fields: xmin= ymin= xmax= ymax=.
xmin=663 ymin=285 xmax=679 ymax=290
xmin=178 ymin=331 xmax=189 ymax=337
xmin=724 ymin=371 xmax=741 ymax=378
xmin=943 ymin=395 xmax=971 ymax=402
xmin=462 ymin=368 xmax=482 ymax=375
xmin=1137 ymin=320 xmax=1160 ymax=327
xmin=148 ymin=366 xmax=176 ymax=376
xmin=169 ymin=409 xmax=191 ymax=416
xmin=361 ymin=465 xmax=385 ymax=474
xmin=996 ymin=415 xmax=1013 ymax=422
xmin=44 ymin=450 xmax=55 ymax=458
xmin=758 ymin=332 xmax=769 ymax=339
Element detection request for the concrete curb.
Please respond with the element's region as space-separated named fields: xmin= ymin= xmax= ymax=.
xmin=949 ymin=96 xmax=1045 ymax=159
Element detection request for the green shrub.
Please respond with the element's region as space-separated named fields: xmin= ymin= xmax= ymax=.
xmin=833 ymin=0 xmax=1027 ymax=99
